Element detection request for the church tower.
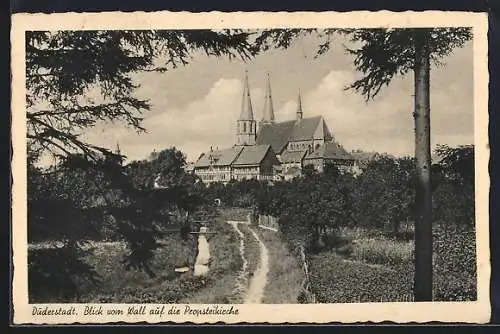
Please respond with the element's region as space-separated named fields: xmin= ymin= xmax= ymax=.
xmin=261 ymin=72 xmax=275 ymax=126
xmin=236 ymin=71 xmax=256 ymax=146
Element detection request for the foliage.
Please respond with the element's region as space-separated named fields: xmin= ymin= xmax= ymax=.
xmin=27 ymin=29 xmax=258 ymax=301
xmin=203 ymin=145 xmax=474 ymax=255
xmin=434 ymin=144 xmax=474 ymax=185
xmin=27 ymin=30 xmax=256 ymax=160
xmin=253 ymin=28 xmax=472 ymax=100
xmin=255 ymin=27 xmax=472 ymax=301
xmin=433 ymin=145 xmax=475 ymax=226
xmin=200 ymin=144 xmax=476 ymax=301
xmin=336 ymin=28 xmax=472 ymax=100
xmin=351 ymin=156 xmax=416 ymax=232
xmin=29 ymin=246 xmax=100 ymax=302
xmin=28 ymin=147 xmax=207 ymax=301
xmin=433 ymin=224 xmax=477 ymax=301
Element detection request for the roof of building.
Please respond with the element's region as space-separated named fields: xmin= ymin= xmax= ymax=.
xmin=256 ymin=116 xmax=333 ymax=154
xmin=256 ymin=120 xmax=296 ymax=153
xmin=280 ymin=150 xmax=308 ymax=163
xmin=290 ymin=116 xmax=328 ymax=141
xmin=305 ymin=141 xmax=354 ymax=160
xmin=239 ymin=72 xmax=254 ymax=121
xmin=261 ymin=73 xmax=275 ymax=123
xmin=194 ymin=146 xmax=244 ymax=168
xmin=233 ymin=144 xmax=274 ymax=166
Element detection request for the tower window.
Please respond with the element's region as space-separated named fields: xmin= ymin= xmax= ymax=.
xmin=243 ymin=122 xmax=247 ymax=133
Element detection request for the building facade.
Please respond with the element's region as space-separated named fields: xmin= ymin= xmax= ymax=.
xmin=193 ymin=144 xmax=280 ymax=184
xmin=193 ymin=71 xmax=355 ymax=183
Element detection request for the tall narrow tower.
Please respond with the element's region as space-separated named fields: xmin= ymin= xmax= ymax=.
xmin=261 ymin=72 xmax=275 ymax=125
xmin=296 ymin=89 xmax=303 ymax=121
xmin=236 ymin=71 xmax=256 ymax=146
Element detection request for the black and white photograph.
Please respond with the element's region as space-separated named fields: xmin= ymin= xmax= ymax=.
xmin=11 ymin=11 xmax=490 ymax=324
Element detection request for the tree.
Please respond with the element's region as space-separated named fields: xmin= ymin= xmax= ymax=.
xmin=342 ymin=28 xmax=471 ymax=302
xmin=255 ymin=28 xmax=472 ymax=301
xmin=26 ymin=30 xmax=257 ymax=300
xmin=432 ymin=145 xmax=475 ymax=227
xmin=351 ymin=156 xmax=415 ymax=234
xmin=26 ymin=30 xmax=256 ymax=161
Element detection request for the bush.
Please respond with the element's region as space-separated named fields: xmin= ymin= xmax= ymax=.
xmin=29 ymin=245 xmax=100 ymax=302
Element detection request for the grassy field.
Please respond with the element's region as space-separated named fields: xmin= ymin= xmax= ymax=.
xmin=308 ymin=224 xmax=477 ymax=303
xmin=256 ymin=228 xmax=305 ymax=304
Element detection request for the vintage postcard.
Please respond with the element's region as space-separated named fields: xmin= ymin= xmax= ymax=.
xmin=11 ymin=11 xmax=490 ymax=324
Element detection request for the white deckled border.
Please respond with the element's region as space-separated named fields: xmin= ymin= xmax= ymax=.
xmin=11 ymin=10 xmax=490 ymax=324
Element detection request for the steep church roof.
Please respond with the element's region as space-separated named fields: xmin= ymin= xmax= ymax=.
xmin=256 ymin=120 xmax=296 ymax=154
xmin=239 ymin=71 xmax=254 ymax=121
xmin=305 ymin=141 xmax=354 ymax=161
xmin=194 ymin=146 xmax=244 ymax=167
xmin=233 ymin=144 xmax=275 ymax=166
xmin=256 ymin=116 xmax=333 ymax=154
xmin=290 ymin=116 xmax=331 ymax=141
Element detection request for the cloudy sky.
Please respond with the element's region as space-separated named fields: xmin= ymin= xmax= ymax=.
xmin=83 ymin=31 xmax=474 ymax=163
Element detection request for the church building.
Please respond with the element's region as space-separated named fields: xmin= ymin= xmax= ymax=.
xmin=193 ymin=72 xmax=354 ymax=183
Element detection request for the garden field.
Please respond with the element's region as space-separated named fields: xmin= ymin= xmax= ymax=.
xmin=308 ymin=223 xmax=476 ymax=303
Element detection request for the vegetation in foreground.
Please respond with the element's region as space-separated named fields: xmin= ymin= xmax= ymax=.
xmin=29 ymin=212 xmax=243 ymax=304
xmin=238 ymin=224 xmax=261 ymax=282
xmin=204 ymin=144 xmax=476 ymax=302
xmin=178 ymin=215 xmax=244 ymax=304
xmin=26 ymin=29 xmax=473 ymax=303
xmin=309 ymin=223 xmax=476 ymax=303
xmin=256 ymin=229 xmax=305 ymax=304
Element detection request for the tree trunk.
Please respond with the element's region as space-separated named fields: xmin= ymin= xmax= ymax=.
xmin=413 ymin=29 xmax=433 ymax=302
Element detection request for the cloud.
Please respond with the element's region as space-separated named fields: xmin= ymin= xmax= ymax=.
xmin=275 ymin=68 xmax=473 ymax=156
xmin=84 ymin=78 xmax=265 ymax=162
xmin=82 ymin=38 xmax=473 ymax=162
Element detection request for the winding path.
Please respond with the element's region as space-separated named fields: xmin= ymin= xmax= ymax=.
xmin=244 ymin=227 xmax=269 ymax=304
xmin=227 ymin=221 xmax=270 ymax=304
xmin=227 ymin=221 xmax=249 ymax=295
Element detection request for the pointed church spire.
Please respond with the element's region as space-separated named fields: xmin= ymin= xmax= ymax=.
xmin=296 ymin=89 xmax=303 ymax=120
xmin=236 ymin=70 xmax=256 ymax=146
xmin=239 ymin=70 xmax=254 ymax=120
xmin=262 ymin=71 xmax=275 ymax=124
